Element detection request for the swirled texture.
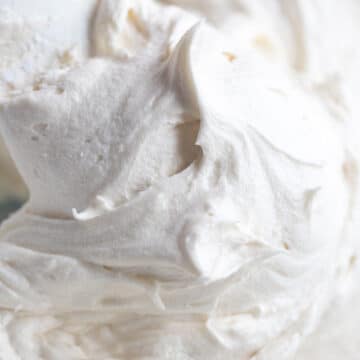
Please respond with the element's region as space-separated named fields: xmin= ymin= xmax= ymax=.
xmin=0 ymin=0 xmax=359 ymax=359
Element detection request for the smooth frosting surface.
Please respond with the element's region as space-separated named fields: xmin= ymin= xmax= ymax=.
xmin=0 ymin=1 xmax=359 ymax=359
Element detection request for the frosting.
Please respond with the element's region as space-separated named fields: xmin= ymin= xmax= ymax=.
xmin=0 ymin=0 xmax=98 ymax=201
xmin=0 ymin=0 xmax=359 ymax=359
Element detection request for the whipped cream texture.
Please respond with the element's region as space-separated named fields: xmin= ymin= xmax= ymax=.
xmin=0 ymin=0 xmax=97 ymax=200
xmin=0 ymin=1 xmax=359 ymax=359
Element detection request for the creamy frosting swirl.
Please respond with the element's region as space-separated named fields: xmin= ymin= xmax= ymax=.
xmin=0 ymin=1 xmax=358 ymax=359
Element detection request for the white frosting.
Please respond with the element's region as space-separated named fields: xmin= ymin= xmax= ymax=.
xmin=0 ymin=0 xmax=98 ymax=200
xmin=0 ymin=0 xmax=359 ymax=359
xmin=294 ymin=272 xmax=360 ymax=360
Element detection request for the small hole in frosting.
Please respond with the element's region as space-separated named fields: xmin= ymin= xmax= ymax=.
xmin=223 ymin=52 xmax=237 ymax=62
xmin=31 ymin=135 xmax=39 ymax=142
xmin=254 ymin=35 xmax=274 ymax=54
xmin=33 ymin=81 xmax=42 ymax=91
xmin=342 ymin=159 xmax=358 ymax=183
xmin=32 ymin=123 xmax=48 ymax=135
xmin=7 ymin=82 xmax=15 ymax=91
xmin=58 ymin=49 xmax=78 ymax=67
